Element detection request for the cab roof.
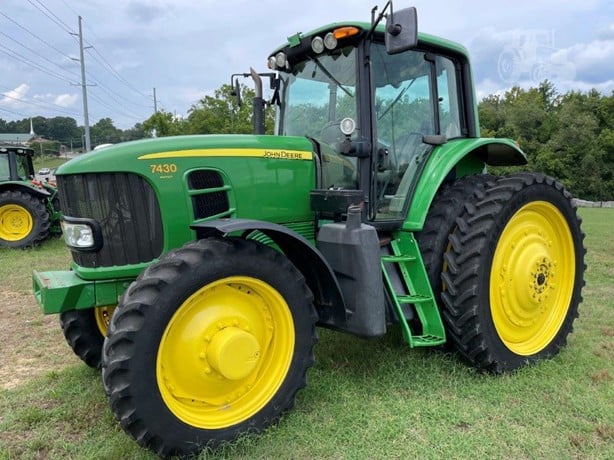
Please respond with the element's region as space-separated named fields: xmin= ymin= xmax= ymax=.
xmin=269 ymin=21 xmax=469 ymax=59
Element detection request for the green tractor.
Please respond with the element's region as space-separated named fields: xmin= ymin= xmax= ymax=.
xmin=0 ymin=145 xmax=61 ymax=248
xmin=33 ymin=3 xmax=585 ymax=457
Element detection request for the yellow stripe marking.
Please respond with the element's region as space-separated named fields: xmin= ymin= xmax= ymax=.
xmin=138 ymin=148 xmax=313 ymax=161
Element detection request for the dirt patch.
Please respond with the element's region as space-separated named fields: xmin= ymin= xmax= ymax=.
xmin=0 ymin=289 xmax=78 ymax=390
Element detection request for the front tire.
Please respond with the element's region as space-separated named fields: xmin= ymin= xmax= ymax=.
xmin=0 ymin=190 xmax=50 ymax=248
xmin=102 ymin=238 xmax=317 ymax=457
xmin=60 ymin=306 xmax=116 ymax=368
xmin=441 ymin=173 xmax=585 ymax=372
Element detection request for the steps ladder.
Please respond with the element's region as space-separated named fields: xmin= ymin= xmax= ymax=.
xmin=380 ymin=231 xmax=446 ymax=347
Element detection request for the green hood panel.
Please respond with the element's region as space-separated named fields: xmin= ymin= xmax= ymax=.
xmin=56 ymin=135 xmax=315 ymax=174
xmin=55 ymin=134 xmax=318 ymax=261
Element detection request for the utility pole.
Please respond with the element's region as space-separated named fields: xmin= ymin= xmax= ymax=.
xmin=153 ymin=87 xmax=158 ymax=113
xmin=72 ymin=16 xmax=92 ymax=152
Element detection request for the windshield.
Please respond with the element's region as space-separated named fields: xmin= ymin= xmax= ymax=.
xmin=371 ymin=43 xmax=436 ymax=220
xmin=16 ymin=154 xmax=32 ymax=180
xmin=0 ymin=154 xmax=9 ymax=180
xmin=277 ymin=46 xmax=359 ymax=189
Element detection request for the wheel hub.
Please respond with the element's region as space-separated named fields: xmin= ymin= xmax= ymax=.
xmin=156 ymin=276 xmax=295 ymax=429
xmin=206 ymin=327 xmax=261 ymax=380
xmin=0 ymin=204 xmax=33 ymax=240
xmin=490 ymin=201 xmax=575 ymax=355
xmin=531 ymin=258 xmax=553 ymax=299
xmin=94 ymin=305 xmax=116 ymax=336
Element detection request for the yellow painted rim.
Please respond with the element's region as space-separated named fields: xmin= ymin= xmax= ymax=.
xmin=94 ymin=305 xmax=116 ymax=336
xmin=490 ymin=201 xmax=575 ymax=355
xmin=156 ymin=276 xmax=295 ymax=429
xmin=0 ymin=204 xmax=33 ymax=241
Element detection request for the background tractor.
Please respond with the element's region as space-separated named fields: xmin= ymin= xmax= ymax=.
xmin=33 ymin=2 xmax=585 ymax=457
xmin=0 ymin=145 xmax=61 ymax=248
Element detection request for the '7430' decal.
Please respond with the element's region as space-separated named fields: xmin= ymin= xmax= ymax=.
xmin=150 ymin=163 xmax=177 ymax=174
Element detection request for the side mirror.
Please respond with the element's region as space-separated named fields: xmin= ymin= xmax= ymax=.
xmin=230 ymin=79 xmax=242 ymax=107
xmin=385 ymin=7 xmax=418 ymax=54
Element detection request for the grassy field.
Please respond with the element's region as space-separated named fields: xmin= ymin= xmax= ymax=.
xmin=0 ymin=209 xmax=612 ymax=459
xmin=33 ymin=155 xmax=69 ymax=172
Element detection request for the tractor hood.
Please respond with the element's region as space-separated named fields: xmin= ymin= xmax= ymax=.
xmin=53 ymin=134 xmax=318 ymax=277
xmin=56 ymin=134 xmax=315 ymax=175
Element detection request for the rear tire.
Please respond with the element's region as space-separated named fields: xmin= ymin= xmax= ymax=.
xmin=417 ymin=175 xmax=495 ymax=308
xmin=441 ymin=173 xmax=585 ymax=372
xmin=60 ymin=306 xmax=116 ymax=368
xmin=102 ymin=238 xmax=317 ymax=457
xmin=0 ymin=190 xmax=50 ymax=248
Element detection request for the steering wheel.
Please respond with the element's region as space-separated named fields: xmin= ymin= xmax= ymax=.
xmin=320 ymin=121 xmax=343 ymax=146
xmin=394 ymin=132 xmax=423 ymax=155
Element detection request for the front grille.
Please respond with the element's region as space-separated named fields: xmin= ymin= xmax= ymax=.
xmin=57 ymin=173 xmax=163 ymax=267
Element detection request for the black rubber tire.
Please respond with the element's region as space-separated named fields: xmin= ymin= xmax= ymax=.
xmin=60 ymin=308 xmax=112 ymax=369
xmin=416 ymin=174 xmax=495 ymax=308
xmin=441 ymin=173 xmax=586 ymax=372
xmin=0 ymin=190 xmax=50 ymax=248
xmin=102 ymin=238 xmax=317 ymax=458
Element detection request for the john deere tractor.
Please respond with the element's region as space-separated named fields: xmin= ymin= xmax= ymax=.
xmin=33 ymin=3 xmax=585 ymax=457
xmin=0 ymin=145 xmax=60 ymax=248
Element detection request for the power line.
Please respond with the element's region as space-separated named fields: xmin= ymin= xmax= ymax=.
xmin=26 ymin=0 xmax=73 ymax=35
xmin=77 ymin=17 xmax=152 ymax=102
xmin=89 ymin=84 xmax=149 ymax=118
xmin=0 ymin=85 xmax=81 ymax=117
xmin=0 ymin=10 xmax=74 ymax=61
xmin=0 ymin=43 xmax=76 ymax=84
xmin=1 ymin=5 xmax=152 ymax=128
xmin=88 ymin=92 xmax=145 ymax=121
xmin=59 ymin=11 xmax=153 ymax=105
xmin=84 ymin=68 xmax=153 ymax=110
xmin=86 ymin=45 xmax=151 ymax=100
xmin=0 ymin=106 xmax=30 ymax=118
xmin=0 ymin=30 xmax=80 ymax=81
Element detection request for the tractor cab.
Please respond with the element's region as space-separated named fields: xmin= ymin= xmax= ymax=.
xmin=268 ymin=6 xmax=473 ymax=227
xmin=0 ymin=146 xmax=36 ymax=182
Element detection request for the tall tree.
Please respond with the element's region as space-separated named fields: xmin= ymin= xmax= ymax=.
xmin=185 ymin=84 xmax=275 ymax=135
xmin=90 ymin=118 xmax=122 ymax=146
xmin=142 ymin=110 xmax=185 ymax=137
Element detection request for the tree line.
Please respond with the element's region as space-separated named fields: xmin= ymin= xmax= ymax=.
xmin=0 ymin=116 xmax=145 ymax=151
xmin=479 ymin=81 xmax=613 ymax=201
xmin=2 ymin=80 xmax=612 ymax=200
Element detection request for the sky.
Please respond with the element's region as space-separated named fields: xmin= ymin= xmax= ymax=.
xmin=0 ymin=0 xmax=613 ymax=130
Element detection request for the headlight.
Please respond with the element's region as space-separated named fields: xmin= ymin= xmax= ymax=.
xmin=275 ymin=52 xmax=287 ymax=68
xmin=324 ymin=32 xmax=337 ymax=50
xmin=311 ymin=36 xmax=324 ymax=54
xmin=61 ymin=217 xmax=102 ymax=252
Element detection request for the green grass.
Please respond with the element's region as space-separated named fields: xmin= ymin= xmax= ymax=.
xmin=33 ymin=155 xmax=68 ymax=171
xmin=1 ymin=209 xmax=613 ymax=459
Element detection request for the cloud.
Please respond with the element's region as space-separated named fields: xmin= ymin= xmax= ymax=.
xmin=565 ymin=39 xmax=614 ymax=83
xmin=598 ymin=23 xmax=614 ymax=40
xmin=1 ymin=84 xmax=30 ymax=108
xmin=54 ymin=94 xmax=79 ymax=107
xmin=124 ymin=0 xmax=175 ymax=24
xmin=468 ymin=23 xmax=614 ymax=97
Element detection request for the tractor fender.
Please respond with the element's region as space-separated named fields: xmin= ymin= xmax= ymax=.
xmin=404 ymin=137 xmax=526 ymax=230
xmin=0 ymin=181 xmax=52 ymax=199
xmin=191 ymin=218 xmax=347 ymax=323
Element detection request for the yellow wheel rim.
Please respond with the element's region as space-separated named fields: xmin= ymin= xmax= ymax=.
xmin=0 ymin=204 xmax=33 ymax=241
xmin=156 ymin=276 xmax=295 ymax=429
xmin=94 ymin=305 xmax=116 ymax=336
xmin=490 ymin=201 xmax=575 ymax=355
